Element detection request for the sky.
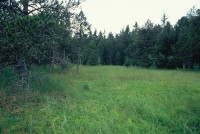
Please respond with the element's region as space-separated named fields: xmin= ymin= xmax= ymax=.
xmin=80 ymin=0 xmax=200 ymax=35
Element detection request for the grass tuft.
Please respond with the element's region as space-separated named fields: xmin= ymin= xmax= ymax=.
xmin=83 ymin=84 xmax=90 ymax=90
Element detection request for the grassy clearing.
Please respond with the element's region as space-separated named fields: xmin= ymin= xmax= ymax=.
xmin=1 ymin=66 xmax=200 ymax=133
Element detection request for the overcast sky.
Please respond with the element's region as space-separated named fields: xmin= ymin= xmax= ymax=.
xmin=80 ymin=0 xmax=200 ymax=34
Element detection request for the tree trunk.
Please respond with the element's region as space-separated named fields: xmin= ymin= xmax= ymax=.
xmin=23 ymin=0 xmax=29 ymax=15
xmin=61 ymin=48 xmax=66 ymax=71
xmin=183 ymin=63 xmax=186 ymax=70
xmin=15 ymin=0 xmax=29 ymax=77
xmin=51 ymin=48 xmax=55 ymax=72
xmin=16 ymin=52 xmax=27 ymax=80
xmin=77 ymin=47 xmax=81 ymax=73
xmin=13 ymin=0 xmax=29 ymax=90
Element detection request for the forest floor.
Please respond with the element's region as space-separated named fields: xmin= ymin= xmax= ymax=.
xmin=0 ymin=66 xmax=200 ymax=133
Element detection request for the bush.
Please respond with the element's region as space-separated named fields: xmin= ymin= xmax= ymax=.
xmin=193 ymin=64 xmax=200 ymax=71
xmin=0 ymin=67 xmax=18 ymax=90
xmin=124 ymin=58 xmax=132 ymax=67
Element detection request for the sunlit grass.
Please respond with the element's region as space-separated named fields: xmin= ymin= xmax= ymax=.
xmin=1 ymin=65 xmax=200 ymax=133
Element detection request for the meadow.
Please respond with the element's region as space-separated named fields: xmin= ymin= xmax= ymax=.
xmin=0 ymin=66 xmax=200 ymax=133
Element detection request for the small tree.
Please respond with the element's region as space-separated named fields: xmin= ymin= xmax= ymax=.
xmin=73 ymin=10 xmax=90 ymax=72
xmin=83 ymin=40 xmax=99 ymax=65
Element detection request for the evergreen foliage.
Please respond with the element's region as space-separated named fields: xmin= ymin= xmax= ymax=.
xmin=0 ymin=2 xmax=200 ymax=72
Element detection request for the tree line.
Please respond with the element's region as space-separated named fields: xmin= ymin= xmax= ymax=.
xmin=85 ymin=8 xmax=200 ymax=70
xmin=1 ymin=1 xmax=200 ymax=79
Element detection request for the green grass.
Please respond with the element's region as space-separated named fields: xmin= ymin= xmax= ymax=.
xmin=1 ymin=66 xmax=200 ymax=133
